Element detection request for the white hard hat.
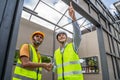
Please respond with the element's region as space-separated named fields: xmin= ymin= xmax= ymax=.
xmin=56 ymin=31 xmax=67 ymax=40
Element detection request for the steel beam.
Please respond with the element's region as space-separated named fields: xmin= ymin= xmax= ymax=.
xmin=97 ymin=27 xmax=110 ymax=80
xmin=62 ymin=0 xmax=100 ymax=27
xmin=62 ymin=0 xmax=110 ymax=80
xmin=0 ymin=0 xmax=24 ymax=79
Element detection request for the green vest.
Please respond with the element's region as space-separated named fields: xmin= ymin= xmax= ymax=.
xmin=13 ymin=44 xmax=42 ymax=80
xmin=54 ymin=43 xmax=84 ymax=80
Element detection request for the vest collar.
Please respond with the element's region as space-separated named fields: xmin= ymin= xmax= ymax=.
xmin=60 ymin=42 xmax=68 ymax=53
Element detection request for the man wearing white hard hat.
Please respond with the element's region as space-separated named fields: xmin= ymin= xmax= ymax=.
xmin=53 ymin=2 xmax=84 ymax=80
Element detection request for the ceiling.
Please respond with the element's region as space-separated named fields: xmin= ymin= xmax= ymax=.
xmin=21 ymin=0 xmax=117 ymax=37
xmin=22 ymin=0 xmax=94 ymax=37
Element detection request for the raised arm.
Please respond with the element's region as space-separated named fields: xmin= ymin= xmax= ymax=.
xmin=68 ymin=2 xmax=82 ymax=53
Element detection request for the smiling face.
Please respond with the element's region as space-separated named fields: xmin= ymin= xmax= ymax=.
xmin=57 ymin=33 xmax=67 ymax=43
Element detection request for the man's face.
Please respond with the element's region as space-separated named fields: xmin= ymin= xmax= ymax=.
xmin=57 ymin=33 xmax=67 ymax=43
xmin=33 ymin=34 xmax=43 ymax=46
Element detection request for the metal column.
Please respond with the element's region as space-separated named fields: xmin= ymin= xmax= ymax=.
xmin=0 ymin=0 xmax=24 ymax=79
xmin=62 ymin=0 xmax=110 ymax=80
xmin=97 ymin=26 xmax=110 ymax=80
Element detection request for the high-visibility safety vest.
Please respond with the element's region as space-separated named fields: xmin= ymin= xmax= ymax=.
xmin=54 ymin=43 xmax=84 ymax=80
xmin=12 ymin=44 xmax=42 ymax=80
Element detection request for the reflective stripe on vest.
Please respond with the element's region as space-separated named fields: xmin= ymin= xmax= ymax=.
xmin=16 ymin=63 xmax=38 ymax=72
xmin=58 ymin=70 xmax=83 ymax=77
xmin=13 ymin=44 xmax=42 ymax=80
xmin=13 ymin=74 xmax=34 ymax=80
xmin=56 ymin=60 xmax=80 ymax=68
xmin=54 ymin=43 xmax=83 ymax=80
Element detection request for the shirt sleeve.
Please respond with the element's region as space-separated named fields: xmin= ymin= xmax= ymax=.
xmin=20 ymin=44 xmax=29 ymax=58
xmin=52 ymin=62 xmax=57 ymax=72
xmin=72 ymin=21 xmax=82 ymax=53
xmin=52 ymin=58 xmax=57 ymax=72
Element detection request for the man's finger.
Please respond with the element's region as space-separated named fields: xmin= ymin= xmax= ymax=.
xmin=70 ymin=2 xmax=73 ymax=7
xmin=70 ymin=2 xmax=72 ymax=6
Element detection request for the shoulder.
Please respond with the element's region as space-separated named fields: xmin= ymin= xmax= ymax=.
xmin=20 ymin=43 xmax=30 ymax=50
xmin=55 ymin=48 xmax=59 ymax=52
xmin=21 ymin=43 xmax=29 ymax=48
xmin=67 ymin=43 xmax=73 ymax=47
xmin=20 ymin=43 xmax=30 ymax=58
xmin=66 ymin=43 xmax=75 ymax=50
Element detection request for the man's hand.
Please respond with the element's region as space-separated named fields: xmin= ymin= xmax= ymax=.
xmin=68 ymin=2 xmax=76 ymax=21
xmin=42 ymin=63 xmax=52 ymax=71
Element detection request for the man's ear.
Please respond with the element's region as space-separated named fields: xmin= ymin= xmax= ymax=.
xmin=32 ymin=36 xmax=36 ymax=42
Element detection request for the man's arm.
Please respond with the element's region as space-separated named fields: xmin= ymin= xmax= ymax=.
xmin=72 ymin=21 xmax=81 ymax=53
xmin=20 ymin=44 xmax=52 ymax=71
xmin=68 ymin=2 xmax=82 ymax=53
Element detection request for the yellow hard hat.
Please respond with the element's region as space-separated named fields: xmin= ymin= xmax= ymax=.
xmin=31 ymin=31 xmax=45 ymax=40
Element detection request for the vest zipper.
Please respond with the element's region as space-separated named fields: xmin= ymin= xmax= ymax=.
xmin=61 ymin=53 xmax=64 ymax=80
xmin=37 ymin=68 xmax=39 ymax=80
xmin=61 ymin=43 xmax=67 ymax=80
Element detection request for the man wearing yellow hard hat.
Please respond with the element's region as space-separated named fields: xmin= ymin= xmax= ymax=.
xmin=12 ymin=31 xmax=52 ymax=80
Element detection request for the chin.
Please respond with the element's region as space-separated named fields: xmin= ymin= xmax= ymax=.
xmin=59 ymin=40 xmax=66 ymax=43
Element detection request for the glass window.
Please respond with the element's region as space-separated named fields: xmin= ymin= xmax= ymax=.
xmin=14 ymin=50 xmax=19 ymax=64
xmin=80 ymin=56 xmax=99 ymax=73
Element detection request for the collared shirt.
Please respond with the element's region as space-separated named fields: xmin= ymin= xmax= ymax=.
xmin=60 ymin=21 xmax=81 ymax=53
xmin=60 ymin=42 xmax=68 ymax=53
xmin=53 ymin=21 xmax=82 ymax=72
xmin=20 ymin=44 xmax=40 ymax=62
xmin=72 ymin=21 xmax=81 ymax=53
